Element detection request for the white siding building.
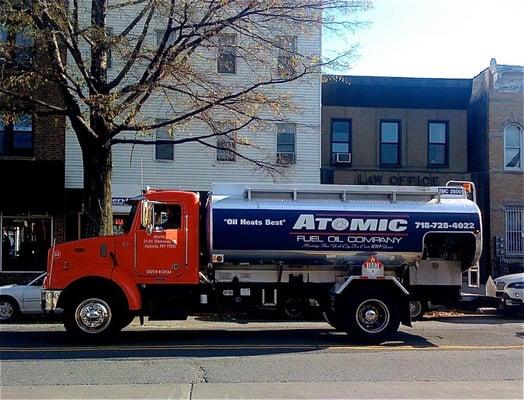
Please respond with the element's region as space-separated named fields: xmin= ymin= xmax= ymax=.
xmin=65 ymin=4 xmax=322 ymax=217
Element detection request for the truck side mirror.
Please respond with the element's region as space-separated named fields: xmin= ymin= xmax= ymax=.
xmin=141 ymin=200 xmax=154 ymax=234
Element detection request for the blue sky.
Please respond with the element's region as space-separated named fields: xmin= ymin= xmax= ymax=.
xmin=323 ymin=0 xmax=524 ymax=78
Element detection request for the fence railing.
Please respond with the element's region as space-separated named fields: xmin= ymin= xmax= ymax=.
xmin=505 ymin=206 xmax=524 ymax=256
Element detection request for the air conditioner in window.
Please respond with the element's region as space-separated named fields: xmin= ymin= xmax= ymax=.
xmin=277 ymin=152 xmax=295 ymax=164
xmin=335 ymin=153 xmax=351 ymax=163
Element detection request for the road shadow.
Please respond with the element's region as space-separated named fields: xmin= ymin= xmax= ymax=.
xmin=0 ymin=326 xmax=436 ymax=361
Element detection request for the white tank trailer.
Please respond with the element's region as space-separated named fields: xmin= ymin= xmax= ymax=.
xmin=206 ymin=183 xmax=482 ymax=317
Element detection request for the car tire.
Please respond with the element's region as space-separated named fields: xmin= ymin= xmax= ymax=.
xmin=501 ymin=305 xmax=521 ymax=317
xmin=0 ymin=297 xmax=20 ymax=323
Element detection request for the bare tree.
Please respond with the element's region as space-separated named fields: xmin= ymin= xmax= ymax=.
xmin=0 ymin=0 xmax=370 ymax=237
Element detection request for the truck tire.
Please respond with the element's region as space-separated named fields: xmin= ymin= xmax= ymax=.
xmin=64 ymin=293 xmax=122 ymax=338
xmin=343 ymin=290 xmax=400 ymax=343
xmin=281 ymin=298 xmax=306 ymax=320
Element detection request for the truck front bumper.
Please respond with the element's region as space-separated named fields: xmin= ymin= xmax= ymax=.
xmin=42 ymin=289 xmax=62 ymax=312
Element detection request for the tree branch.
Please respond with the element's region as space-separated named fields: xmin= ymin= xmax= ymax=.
xmin=103 ymin=1 xmax=156 ymax=91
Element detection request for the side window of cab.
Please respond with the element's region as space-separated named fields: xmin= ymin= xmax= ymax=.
xmin=154 ymin=204 xmax=181 ymax=230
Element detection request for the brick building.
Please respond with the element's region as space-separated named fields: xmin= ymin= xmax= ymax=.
xmin=321 ymin=75 xmax=472 ymax=187
xmin=468 ymin=59 xmax=524 ymax=280
xmin=0 ymin=29 xmax=67 ymax=283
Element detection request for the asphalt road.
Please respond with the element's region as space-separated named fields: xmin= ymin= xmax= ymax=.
xmin=0 ymin=314 xmax=523 ymax=399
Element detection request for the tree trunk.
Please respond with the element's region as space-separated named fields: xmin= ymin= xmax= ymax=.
xmin=82 ymin=144 xmax=113 ymax=237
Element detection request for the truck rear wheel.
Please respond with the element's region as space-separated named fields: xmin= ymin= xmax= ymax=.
xmin=64 ymin=293 xmax=122 ymax=338
xmin=344 ymin=290 xmax=400 ymax=343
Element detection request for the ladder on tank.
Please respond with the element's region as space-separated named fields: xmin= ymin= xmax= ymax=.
xmin=244 ymin=185 xmax=446 ymax=203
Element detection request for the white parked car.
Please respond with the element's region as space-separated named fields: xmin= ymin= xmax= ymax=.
xmin=493 ymin=272 xmax=524 ymax=315
xmin=0 ymin=273 xmax=47 ymax=322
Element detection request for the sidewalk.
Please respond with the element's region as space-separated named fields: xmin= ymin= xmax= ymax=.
xmin=2 ymin=381 xmax=522 ymax=399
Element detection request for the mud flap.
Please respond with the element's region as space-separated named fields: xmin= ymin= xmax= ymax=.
xmin=400 ymin=295 xmax=412 ymax=327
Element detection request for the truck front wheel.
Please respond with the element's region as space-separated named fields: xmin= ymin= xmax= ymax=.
xmin=344 ymin=290 xmax=400 ymax=343
xmin=64 ymin=294 xmax=122 ymax=337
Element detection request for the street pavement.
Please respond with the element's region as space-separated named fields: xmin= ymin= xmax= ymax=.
xmin=0 ymin=313 xmax=523 ymax=399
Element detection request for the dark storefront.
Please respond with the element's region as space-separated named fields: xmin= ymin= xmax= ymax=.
xmin=0 ymin=160 xmax=65 ymax=282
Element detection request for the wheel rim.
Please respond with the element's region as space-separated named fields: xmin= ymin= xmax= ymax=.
xmin=0 ymin=300 xmax=14 ymax=320
xmin=74 ymin=298 xmax=112 ymax=334
xmin=356 ymin=298 xmax=390 ymax=334
xmin=410 ymin=300 xmax=423 ymax=319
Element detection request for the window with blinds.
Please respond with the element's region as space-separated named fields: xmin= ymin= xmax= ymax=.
xmin=505 ymin=206 xmax=524 ymax=256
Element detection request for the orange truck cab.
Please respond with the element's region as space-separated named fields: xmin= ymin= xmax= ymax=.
xmin=43 ymin=189 xmax=201 ymax=335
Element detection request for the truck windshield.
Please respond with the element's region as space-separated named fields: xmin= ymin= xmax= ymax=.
xmin=122 ymin=205 xmax=137 ymax=234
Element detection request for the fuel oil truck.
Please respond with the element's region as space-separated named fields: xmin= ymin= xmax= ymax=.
xmin=42 ymin=182 xmax=482 ymax=342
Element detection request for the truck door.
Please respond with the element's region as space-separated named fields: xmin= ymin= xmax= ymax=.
xmin=135 ymin=203 xmax=189 ymax=283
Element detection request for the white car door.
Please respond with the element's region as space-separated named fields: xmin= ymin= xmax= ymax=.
xmin=22 ymin=274 xmax=46 ymax=314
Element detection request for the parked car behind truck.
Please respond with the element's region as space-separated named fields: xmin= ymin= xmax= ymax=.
xmin=0 ymin=273 xmax=46 ymax=322
xmin=494 ymin=273 xmax=524 ymax=315
xmin=42 ymin=183 xmax=482 ymax=342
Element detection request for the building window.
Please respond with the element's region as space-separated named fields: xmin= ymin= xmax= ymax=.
xmin=505 ymin=206 xmax=524 ymax=256
xmin=0 ymin=25 xmax=33 ymax=65
xmin=216 ymin=122 xmax=236 ymax=161
xmin=155 ymin=124 xmax=174 ymax=161
xmin=428 ymin=121 xmax=448 ymax=167
xmin=380 ymin=120 xmax=400 ymax=166
xmin=0 ymin=114 xmax=33 ymax=157
xmin=276 ymin=36 xmax=297 ymax=77
xmin=217 ymin=33 xmax=236 ymax=74
xmin=217 ymin=136 xmax=236 ymax=161
xmin=1 ymin=216 xmax=52 ymax=272
xmin=504 ymin=125 xmax=523 ymax=171
xmin=331 ymin=119 xmax=351 ymax=165
xmin=276 ymin=123 xmax=296 ymax=164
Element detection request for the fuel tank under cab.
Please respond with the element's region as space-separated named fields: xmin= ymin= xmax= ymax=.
xmin=208 ymin=183 xmax=481 ymax=269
